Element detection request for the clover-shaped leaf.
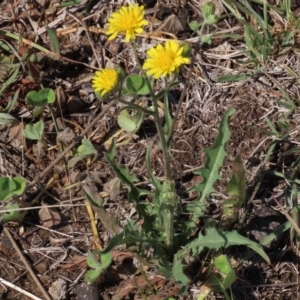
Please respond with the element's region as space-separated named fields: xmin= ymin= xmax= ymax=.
xmin=26 ymin=88 xmax=55 ymax=115
xmin=123 ymin=74 xmax=152 ymax=96
xmin=23 ymin=121 xmax=44 ymax=141
xmin=0 ymin=176 xmax=26 ymax=201
xmin=1 ymin=202 xmax=27 ymax=222
xmin=117 ymin=109 xmax=144 ymax=133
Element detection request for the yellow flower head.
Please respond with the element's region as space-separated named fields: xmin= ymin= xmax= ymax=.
xmin=92 ymin=68 xmax=118 ymax=96
xmin=106 ymin=4 xmax=148 ymax=43
xmin=143 ymin=41 xmax=190 ymax=79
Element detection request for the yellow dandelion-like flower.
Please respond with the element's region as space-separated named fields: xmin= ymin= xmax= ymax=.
xmin=143 ymin=41 xmax=190 ymax=79
xmin=92 ymin=68 xmax=118 ymax=96
xmin=106 ymin=4 xmax=148 ymax=43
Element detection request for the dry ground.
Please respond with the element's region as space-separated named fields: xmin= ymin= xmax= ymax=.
xmin=0 ymin=0 xmax=299 ymax=299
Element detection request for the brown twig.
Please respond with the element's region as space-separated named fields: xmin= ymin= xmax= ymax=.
xmin=3 ymin=227 xmax=52 ymax=300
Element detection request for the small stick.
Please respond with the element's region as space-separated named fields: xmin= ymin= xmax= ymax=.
xmin=3 ymin=227 xmax=52 ymax=300
xmin=0 ymin=276 xmax=43 ymax=300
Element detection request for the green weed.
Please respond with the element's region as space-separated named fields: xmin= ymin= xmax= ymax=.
xmin=83 ymin=3 xmax=270 ymax=298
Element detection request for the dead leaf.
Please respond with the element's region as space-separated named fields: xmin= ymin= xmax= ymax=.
xmin=157 ymin=14 xmax=186 ymax=33
xmin=38 ymin=201 xmax=61 ymax=228
xmin=66 ymin=96 xmax=84 ymax=113
xmin=110 ymin=250 xmax=134 ymax=265
xmin=57 ymin=127 xmax=75 ymax=144
xmin=32 ymin=141 xmax=45 ymax=160
xmin=115 ymin=276 xmax=146 ymax=299
xmin=115 ymin=275 xmax=167 ymax=299
xmin=9 ymin=123 xmax=23 ymax=148
xmin=54 ymin=86 xmax=68 ymax=116
xmin=61 ymin=255 xmax=87 ymax=270
xmin=103 ymin=177 xmax=122 ymax=201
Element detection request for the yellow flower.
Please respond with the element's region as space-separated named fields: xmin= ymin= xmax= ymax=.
xmin=92 ymin=68 xmax=118 ymax=96
xmin=143 ymin=41 xmax=190 ymax=79
xmin=106 ymin=4 xmax=148 ymax=43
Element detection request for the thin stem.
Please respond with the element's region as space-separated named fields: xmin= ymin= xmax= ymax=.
xmin=131 ymin=39 xmax=172 ymax=180
xmin=116 ymin=96 xmax=155 ymax=115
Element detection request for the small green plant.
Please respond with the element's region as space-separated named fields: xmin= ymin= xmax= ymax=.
xmin=26 ymin=88 xmax=55 ymax=116
xmin=0 ymin=176 xmax=27 ymax=222
xmin=218 ymin=0 xmax=300 ymax=83
xmin=84 ymin=252 xmax=112 ymax=284
xmin=189 ymin=2 xmax=219 ymax=45
xmin=83 ymin=3 xmax=270 ymax=298
xmin=68 ymin=138 xmax=98 ymax=167
xmin=23 ymin=120 xmax=44 ymax=141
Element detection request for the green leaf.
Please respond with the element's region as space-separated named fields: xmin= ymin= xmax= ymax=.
xmin=199 ymin=254 xmax=236 ymax=298
xmin=124 ymin=74 xmax=144 ymax=95
xmin=23 ymin=121 xmax=44 ymax=140
xmin=122 ymin=74 xmax=152 ymax=96
xmin=100 ymin=232 xmax=126 ymax=253
xmin=38 ymin=88 xmax=55 ymax=104
xmin=1 ymin=202 xmax=27 ymax=222
xmin=86 ymin=252 xmax=102 ymax=269
xmin=4 ymin=88 xmax=19 ymax=114
xmin=100 ymin=252 xmax=112 ymax=269
xmin=0 ymin=113 xmax=18 ymax=125
xmin=187 ymin=220 xmax=270 ymax=263
xmin=136 ymin=76 xmax=153 ymax=95
xmin=189 ymin=20 xmax=201 ymax=32
xmin=12 ymin=177 xmax=26 ymax=196
xmin=211 ymin=255 xmax=236 ymax=290
xmin=0 ymin=176 xmax=26 ymax=201
xmin=46 ymin=27 xmax=60 ymax=55
xmin=0 ymin=67 xmax=19 ymax=96
xmin=118 ymin=109 xmax=137 ymax=132
xmin=172 ymin=260 xmax=190 ymax=292
xmin=26 ymin=88 xmax=55 ymax=107
xmin=84 ymin=269 xmax=102 ymax=284
xmin=188 ymin=108 xmax=236 ymax=230
xmin=26 ymin=91 xmax=44 ymax=106
xmin=76 ymin=138 xmax=97 ymax=157
xmin=117 ymin=109 xmax=143 ymax=133
xmin=0 ymin=177 xmax=16 ymax=201
xmin=82 ymin=184 xmax=103 ymax=208
xmin=145 ymin=146 xmax=162 ymax=191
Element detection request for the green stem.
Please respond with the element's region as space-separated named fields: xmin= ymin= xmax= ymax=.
xmin=116 ymin=96 xmax=155 ymax=115
xmin=131 ymin=40 xmax=172 ymax=181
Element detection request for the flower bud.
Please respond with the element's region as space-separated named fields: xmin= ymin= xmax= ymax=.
xmin=203 ymin=2 xmax=215 ymax=18
xmin=180 ymin=42 xmax=192 ymax=59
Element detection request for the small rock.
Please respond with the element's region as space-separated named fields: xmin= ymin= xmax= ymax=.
xmin=48 ymin=278 xmax=67 ymax=300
